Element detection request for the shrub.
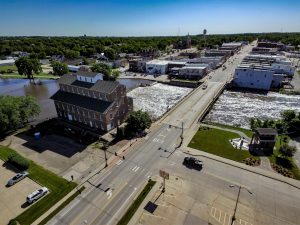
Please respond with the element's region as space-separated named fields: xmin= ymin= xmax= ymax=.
xmin=271 ymin=163 xmax=294 ymax=178
xmin=7 ymin=152 xmax=30 ymax=170
xmin=8 ymin=219 xmax=19 ymax=225
xmin=242 ymin=157 xmax=260 ymax=166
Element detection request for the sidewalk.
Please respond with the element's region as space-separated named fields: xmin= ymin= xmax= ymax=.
xmin=200 ymin=123 xmax=251 ymax=141
xmin=33 ymin=126 xmax=160 ymax=225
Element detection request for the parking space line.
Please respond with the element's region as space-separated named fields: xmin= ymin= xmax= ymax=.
xmin=210 ymin=207 xmax=216 ymax=217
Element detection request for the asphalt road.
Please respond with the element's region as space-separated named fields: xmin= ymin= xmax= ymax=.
xmin=47 ymin=42 xmax=300 ymax=225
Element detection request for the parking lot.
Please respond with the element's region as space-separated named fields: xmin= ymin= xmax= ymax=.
xmin=0 ymin=161 xmax=41 ymax=225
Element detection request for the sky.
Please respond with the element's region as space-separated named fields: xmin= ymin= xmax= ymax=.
xmin=0 ymin=0 xmax=300 ymax=36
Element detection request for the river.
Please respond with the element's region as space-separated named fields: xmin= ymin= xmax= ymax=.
xmin=0 ymin=78 xmax=190 ymax=122
xmin=204 ymin=90 xmax=300 ymax=128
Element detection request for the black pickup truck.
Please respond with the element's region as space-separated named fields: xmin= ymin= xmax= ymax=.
xmin=183 ymin=157 xmax=203 ymax=170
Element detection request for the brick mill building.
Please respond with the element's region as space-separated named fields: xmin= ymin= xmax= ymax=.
xmin=51 ymin=72 xmax=133 ymax=132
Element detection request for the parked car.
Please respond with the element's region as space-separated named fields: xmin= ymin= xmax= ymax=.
xmin=27 ymin=187 xmax=49 ymax=204
xmin=183 ymin=157 xmax=203 ymax=170
xmin=7 ymin=171 xmax=29 ymax=186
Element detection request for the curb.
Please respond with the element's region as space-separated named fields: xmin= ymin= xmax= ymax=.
xmin=183 ymin=148 xmax=300 ymax=190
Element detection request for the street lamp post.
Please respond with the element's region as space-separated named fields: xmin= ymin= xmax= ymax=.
xmin=229 ymin=184 xmax=252 ymax=225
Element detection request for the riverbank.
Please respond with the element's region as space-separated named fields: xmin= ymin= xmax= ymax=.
xmin=0 ymin=74 xmax=59 ymax=80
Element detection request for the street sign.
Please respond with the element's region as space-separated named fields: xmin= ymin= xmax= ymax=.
xmin=159 ymin=169 xmax=169 ymax=180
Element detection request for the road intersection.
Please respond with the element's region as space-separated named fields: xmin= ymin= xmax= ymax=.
xmin=47 ymin=42 xmax=300 ymax=225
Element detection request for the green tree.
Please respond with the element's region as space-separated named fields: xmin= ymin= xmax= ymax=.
xmin=125 ymin=110 xmax=151 ymax=135
xmin=279 ymin=144 xmax=297 ymax=158
xmin=112 ymin=70 xmax=120 ymax=81
xmin=51 ymin=61 xmax=69 ymax=76
xmin=15 ymin=57 xmax=42 ymax=80
xmin=91 ymin=63 xmax=112 ymax=80
xmin=104 ymin=48 xmax=116 ymax=60
xmin=64 ymin=50 xmax=80 ymax=59
xmin=0 ymin=95 xmax=40 ymax=136
xmin=281 ymin=110 xmax=296 ymax=123
xmin=82 ymin=57 xmax=89 ymax=65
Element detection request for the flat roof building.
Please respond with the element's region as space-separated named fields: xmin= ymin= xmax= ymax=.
xmin=146 ymin=60 xmax=169 ymax=74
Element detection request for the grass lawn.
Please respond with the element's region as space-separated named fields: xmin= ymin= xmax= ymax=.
xmin=0 ymin=73 xmax=59 ymax=79
xmin=188 ymin=127 xmax=256 ymax=163
xmin=0 ymin=65 xmax=18 ymax=71
xmin=117 ymin=180 xmax=156 ymax=225
xmin=268 ymin=136 xmax=300 ymax=180
xmin=0 ymin=145 xmax=76 ymax=225
xmin=203 ymin=121 xmax=253 ymax=138
xmin=38 ymin=186 xmax=85 ymax=225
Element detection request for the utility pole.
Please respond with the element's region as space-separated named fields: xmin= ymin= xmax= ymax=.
xmin=229 ymin=184 xmax=252 ymax=225
xmin=102 ymin=142 xmax=108 ymax=167
xmin=231 ymin=186 xmax=241 ymax=224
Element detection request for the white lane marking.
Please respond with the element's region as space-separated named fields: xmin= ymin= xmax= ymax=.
xmin=153 ymin=138 xmax=164 ymax=144
xmin=107 ymin=189 xmax=112 ymax=199
xmin=56 ymin=168 xmax=116 ymax=220
xmin=116 ymin=160 xmax=123 ymax=165
xmin=106 ymin=187 xmax=137 ymax=225
xmin=168 ymin=162 xmax=175 ymax=166
xmin=134 ymin=166 xmax=140 ymax=172
xmin=132 ymin=165 xmax=137 ymax=171
xmin=59 ymin=199 xmax=80 ymax=217
xmin=145 ymin=172 xmax=152 ymax=178
xmin=158 ymin=134 xmax=166 ymax=138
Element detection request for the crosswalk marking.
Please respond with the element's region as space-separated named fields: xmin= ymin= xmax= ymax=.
xmin=131 ymin=166 xmax=140 ymax=172
xmin=153 ymin=138 xmax=164 ymax=144
xmin=116 ymin=159 xmax=123 ymax=165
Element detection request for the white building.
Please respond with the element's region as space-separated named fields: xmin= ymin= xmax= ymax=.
xmin=178 ymin=65 xmax=207 ymax=79
xmin=0 ymin=59 xmax=15 ymax=66
xmin=146 ymin=60 xmax=169 ymax=74
xmin=243 ymin=54 xmax=295 ymax=76
xmin=68 ymin=65 xmax=80 ymax=72
xmin=233 ymin=65 xmax=284 ymax=90
xmin=76 ymin=71 xmax=103 ymax=83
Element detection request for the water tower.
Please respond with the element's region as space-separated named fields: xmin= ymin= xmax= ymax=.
xmin=203 ymin=29 xmax=207 ymax=48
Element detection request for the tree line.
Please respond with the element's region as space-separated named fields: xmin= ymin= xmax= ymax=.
xmin=2 ymin=33 xmax=298 ymax=60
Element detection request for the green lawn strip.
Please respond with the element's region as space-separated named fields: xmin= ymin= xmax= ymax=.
xmin=0 ymin=73 xmax=58 ymax=79
xmin=0 ymin=145 xmax=76 ymax=225
xmin=117 ymin=180 xmax=156 ymax=225
xmin=203 ymin=121 xmax=253 ymax=138
xmin=188 ymin=127 xmax=255 ymax=163
xmin=38 ymin=186 xmax=85 ymax=225
xmin=0 ymin=65 xmax=18 ymax=71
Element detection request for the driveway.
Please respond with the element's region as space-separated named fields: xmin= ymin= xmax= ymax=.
xmin=0 ymin=162 xmax=41 ymax=225
xmin=290 ymin=137 xmax=300 ymax=168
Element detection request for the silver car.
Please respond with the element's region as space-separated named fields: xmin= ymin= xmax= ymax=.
xmin=7 ymin=171 xmax=29 ymax=186
xmin=27 ymin=187 xmax=49 ymax=204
